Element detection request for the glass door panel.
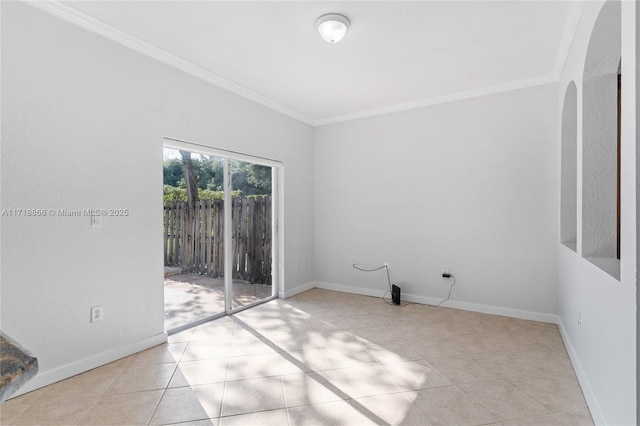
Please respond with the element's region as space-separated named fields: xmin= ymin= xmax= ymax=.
xmin=230 ymin=160 xmax=275 ymax=310
xmin=163 ymin=147 xmax=226 ymax=331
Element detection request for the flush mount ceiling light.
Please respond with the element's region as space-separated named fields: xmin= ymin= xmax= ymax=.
xmin=316 ymin=13 xmax=350 ymax=43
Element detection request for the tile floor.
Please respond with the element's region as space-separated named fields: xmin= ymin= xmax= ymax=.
xmin=1 ymin=289 xmax=593 ymax=425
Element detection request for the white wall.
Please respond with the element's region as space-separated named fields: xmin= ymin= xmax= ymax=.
xmin=557 ymin=1 xmax=637 ymax=425
xmin=637 ymin=0 xmax=640 ymax=421
xmin=0 ymin=1 xmax=314 ymax=393
xmin=313 ymin=84 xmax=559 ymax=321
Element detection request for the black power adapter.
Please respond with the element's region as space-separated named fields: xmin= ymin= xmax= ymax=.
xmin=391 ymin=284 xmax=401 ymax=305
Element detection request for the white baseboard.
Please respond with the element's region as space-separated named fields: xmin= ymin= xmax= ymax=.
xmin=557 ymin=319 xmax=605 ymax=425
xmin=279 ymin=281 xmax=316 ymax=299
xmin=407 ymin=294 xmax=559 ymax=324
xmin=314 ymin=281 xmax=387 ymax=298
xmin=12 ymin=332 xmax=168 ymax=398
xmin=313 ymin=281 xmax=559 ymax=324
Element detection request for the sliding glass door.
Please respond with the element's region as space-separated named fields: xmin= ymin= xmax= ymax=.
xmin=163 ymin=140 xmax=279 ymax=333
xmin=230 ymin=159 xmax=276 ymax=311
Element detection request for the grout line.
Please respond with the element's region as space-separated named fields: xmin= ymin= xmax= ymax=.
xmin=218 ymin=379 xmax=228 ymax=420
xmin=146 ymin=387 xmax=168 ymax=426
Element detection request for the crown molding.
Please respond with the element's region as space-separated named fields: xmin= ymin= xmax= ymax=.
xmin=23 ymin=0 xmax=316 ymax=126
xmin=314 ymin=74 xmax=557 ymax=126
xmin=551 ymin=0 xmax=586 ymax=81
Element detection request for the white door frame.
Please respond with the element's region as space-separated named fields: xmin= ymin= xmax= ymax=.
xmin=163 ymin=137 xmax=282 ymax=325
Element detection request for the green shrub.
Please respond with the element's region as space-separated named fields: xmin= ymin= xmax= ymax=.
xmin=163 ymin=185 xmax=246 ymax=203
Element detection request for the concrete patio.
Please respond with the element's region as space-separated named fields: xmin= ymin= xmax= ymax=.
xmin=164 ymin=270 xmax=273 ymax=331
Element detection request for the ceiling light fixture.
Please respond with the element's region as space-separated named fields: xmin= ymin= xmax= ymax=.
xmin=316 ymin=13 xmax=350 ymax=44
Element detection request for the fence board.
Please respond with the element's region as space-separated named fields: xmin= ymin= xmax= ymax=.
xmin=205 ymin=200 xmax=212 ymax=275
xmin=164 ymin=196 xmax=271 ymax=284
xmin=214 ymin=200 xmax=223 ymax=277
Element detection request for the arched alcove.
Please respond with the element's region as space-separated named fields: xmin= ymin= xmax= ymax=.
xmin=582 ymin=0 xmax=621 ymax=278
xmin=561 ymin=81 xmax=578 ymax=251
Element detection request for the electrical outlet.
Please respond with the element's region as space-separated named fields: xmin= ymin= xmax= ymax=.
xmin=441 ymin=269 xmax=449 ymax=276
xmin=577 ymin=311 xmax=582 ymax=329
xmin=91 ymin=305 xmax=103 ymax=323
xmin=90 ymin=214 xmax=101 ymax=227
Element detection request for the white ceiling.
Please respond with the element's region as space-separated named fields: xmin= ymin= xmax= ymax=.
xmin=36 ymin=1 xmax=584 ymax=126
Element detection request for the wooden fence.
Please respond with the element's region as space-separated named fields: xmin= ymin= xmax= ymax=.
xmin=164 ymin=196 xmax=272 ymax=284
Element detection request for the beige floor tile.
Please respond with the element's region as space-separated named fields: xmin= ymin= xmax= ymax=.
xmin=350 ymin=393 xmax=429 ymax=426
xmin=8 ymin=392 xmax=98 ymax=425
xmin=4 ymin=387 xmax=49 ymax=405
xmin=169 ymin=358 xmax=229 ymax=387
xmin=229 ymin=336 xmax=276 ymax=357
xmin=46 ymin=363 xmax=125 ymax=397
xmin=167 ymin=327 xmax=195 ymax=343
xmin=516 ymin=349 xmax=576 ymax=378
xmin=313 ymin=330 xmax=363 ymax=348
xmin=106 ymin=363 xmax=177 ymax=394
xmin=530 ymin=331 xmax=567 ymax=353
xmin=226 ymin=353 xmax=282 ymax=381
xmin=278 ymin=348 xmax=334 ymax=374
xmin=287 ymin=400 xmax=364 ymax=426
xmin=270 ymin=316 xmax=314 ymax=331
xmin=323 ymin=344 xmax=377 ymax=369
xmin=182 ymin=340 xmax=233 ymax=361
xmin=80 ymin=390 xmax=163 ymax=425
xmin=506 ymin=375 xmax=587 ymax=413
xmin=307 ymin=317 xmax=347 ymax=331
xmin=500 ymin=407 xmax=594 ymax=426
xmin=231 ymin=323 xmax=264 ymax=339
xmin=220 ymin=376 xmax=285 ymax=417
xmin=0 ymin=388 xmax=49 ymax=423
xmin=470 ymin=351 xmax=543 ymax=379
xmin=191 ymin=322 xmax=236 ymax=341
xmin=219 ymin=408 xmax=288 ymax=425
xmin=128 ymin=343 xmax=187 ymax=365
xmin=0 ymin=400 xmax=30 ymax=424
xmin=265 ymin=320 xmax=314 ymax=336
xmin=233 ymin=320 xmax=277 ymax=339
xmin=404 ymin=338 xmax=464 ymax=361
xmin=362 ymin=340 xmax=422 ymax=364
xmin=282 ymin=371 xmax=345 ymax=407
xmin=233 ymin=307 xmax=275 ymax=322
xmin=408 ymin=386 xmax=494 ymax=426
xmin=149 ymin=383 xmax=224 ymax=425
xmin=383 ymin=359 xmax=452 ymax=391
xmin=341 ymin=314 xmax=388 ymax=329
xmin=446 ymin=333 xmax=502 ymax=354
xmin=430 ymin=354 xmax=502 ymax=384
xmin=102 ymin=355 xmax=135 ymax=369
xmin=458 ymin=380 xmax=549 ymax=422
xmin=163 ymin=420 xmax=218 ymax=426
xmin=332 ymin=364 xmax=400 ymax=398
xmin=351 ymin=325 xmax=399 ymax=344
xmin=269 ymin=331 xmax=323 ymax=352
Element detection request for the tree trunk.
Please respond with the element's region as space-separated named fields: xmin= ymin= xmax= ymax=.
xmin=180 ymin=150 xmax=199 ymax=271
